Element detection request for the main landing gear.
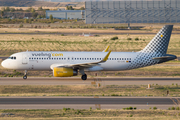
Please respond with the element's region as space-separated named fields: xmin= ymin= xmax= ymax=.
xmin=81 ymin=74 xmax=87 ymax=80
xmin=79 ymin=69 xmax=87 ymax=80
xmin=23 ymin=70 xmax=27 ymax=80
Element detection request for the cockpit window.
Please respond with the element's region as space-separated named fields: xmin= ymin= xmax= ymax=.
xmin=8 ymin=56 xmax=16 ymax=60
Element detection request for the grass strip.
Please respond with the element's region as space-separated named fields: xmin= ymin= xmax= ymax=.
xmin=0 ymin=84 xmax=180 ymax=97
xmin=0 ymin=109 xmax=180 ymax=120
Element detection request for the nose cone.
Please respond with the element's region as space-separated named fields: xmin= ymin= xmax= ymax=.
xmin=1 ymin=60 xmax=8 ymax=69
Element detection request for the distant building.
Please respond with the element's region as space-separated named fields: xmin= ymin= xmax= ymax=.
xmin=85 ymin=0 xmax=180 ymax=24
xmin=46 ymin=10 xmax=85 ymax=20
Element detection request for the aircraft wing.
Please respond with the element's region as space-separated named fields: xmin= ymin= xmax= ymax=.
xmin=50 ymin=51 xmax=111 ymax=69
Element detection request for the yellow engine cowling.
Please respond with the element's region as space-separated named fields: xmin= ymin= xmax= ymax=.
xmin=53 ymin=67 xmax=78 ymax=77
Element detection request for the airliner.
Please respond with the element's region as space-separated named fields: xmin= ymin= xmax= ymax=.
xmin=1 ymin=25 xmax=177 ymax=80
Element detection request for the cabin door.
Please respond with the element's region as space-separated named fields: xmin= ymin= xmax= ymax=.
xmin=22 ymin=54 xmax=28 ymax=64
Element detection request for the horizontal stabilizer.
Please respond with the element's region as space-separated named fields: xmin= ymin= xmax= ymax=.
xmin=153 ymin=56 xmax=176 ymax=60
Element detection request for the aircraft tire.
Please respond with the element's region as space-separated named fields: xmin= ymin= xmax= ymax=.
xmin=81 ymin=74 xmax=87 ymax=80
xmin=23 ymin=75 xmax=27 ymax=80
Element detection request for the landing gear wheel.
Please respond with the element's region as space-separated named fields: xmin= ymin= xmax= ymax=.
xmin=81 ymin=74 xmax=87 ymax=80
xmin=23 ymin=75 xmax=27 ymax=80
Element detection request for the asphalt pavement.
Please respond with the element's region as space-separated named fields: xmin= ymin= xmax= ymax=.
xmin=0 ymin=97 xmax=175 ymax=105
xmin=0 ymin=97 xmax=178 ymax=109
xmin=0 ymin=77 xmax=180 ymax=85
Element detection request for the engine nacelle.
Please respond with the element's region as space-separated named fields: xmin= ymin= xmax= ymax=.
xmin=53 ymin=67 xmax=78 ymax=77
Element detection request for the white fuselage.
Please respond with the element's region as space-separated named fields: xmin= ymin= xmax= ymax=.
xmin=2 ymin=51 xmax=138 ymax=71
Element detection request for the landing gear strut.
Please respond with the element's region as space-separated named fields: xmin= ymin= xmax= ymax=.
xmin=23 ymin=70 xmax=27 ymax=80
xmin=81 ymin=74 xmax=87 ymax=80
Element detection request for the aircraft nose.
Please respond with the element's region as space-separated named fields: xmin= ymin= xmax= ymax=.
xmin=1 ymin=60 xmax=8 ymax=68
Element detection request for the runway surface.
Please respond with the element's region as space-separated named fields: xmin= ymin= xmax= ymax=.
xmin=0 ymin=97 xmax=178 ymax=109
xmin=0 ymin=97 xmax=175 ymax=104
xmin=0 ymin=77 xmax=180 ymax=85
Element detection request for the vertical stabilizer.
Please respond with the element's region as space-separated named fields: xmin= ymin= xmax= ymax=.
xmin=141 ymin=25 xmax=173 ymax=56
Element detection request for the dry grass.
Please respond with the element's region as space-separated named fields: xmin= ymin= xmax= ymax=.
xmin=0 ymin=84 xmax=180 ymax=97
xmin=0 ymin=28 xmax=156 ymax=33
xmin=0 ymin=109 xmax=179 ymax=119
xmin=0 ymin=2 xmax=84 ymax=9
xmin=0 ymin=34 xmax=179 ymax=56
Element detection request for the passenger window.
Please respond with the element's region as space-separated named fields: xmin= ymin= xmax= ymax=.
xmin=11 ymin=57 xmax=13 ymax=59
xmin=37 ymin=58 xmax=38 ymax=60
xmin=29 ymin=58 xmax=31 ymax=60
xmin=112 ymin=58 xmax=114 ymax=60
xmin=87 ymin=58 xmax=89 ymax=60
xmin=82 ymin=58 xmax=84 ymax=60
xmin=64 ymin=58 xmax=66 ymax=60
xmin=95 ymin=58 xmax=96 ymax=60
xmin=97 ymin=58 xmax=99 ymax=60
xmin=49 ymin=58 xmax=51 ymax=60
xmin=122 ymin=58 xmax=124 ymax=60
xmin=125 ymin=58 xmax=126 ymax=60
xmin=59 ymin=58 xmax=61 ymax=60
xmin=39 ymin=58 xmax=41 ymax=60
xmin=77 ymin=58 xmax=79 ymax=60
xmin=42 ymin=58 xmax=43 ymax=60
xmin=75 ymin=58 xmax=76 ymax=60
xmin=115 ymin=58 xmax=116 ymax=60
xmin=54 ymin=58 xmax=56 ymax=60
xmin=32 ymin=58 xmax=33 ymax=60
xmin=47 ymin=58 xmax=48 ymax=60
xmin=34 ymin=58 xmax=36 ymax=60
xmin=90 ymin=58 xmax=91 ymax=60
xmin=92 ymin=58 xmax=94 ymax=60
xmin=44 ymin=58 xmax=46 ymax=60
xmin=109 ymin=58 xmax=111 ymax=60
xmin=68 ymin=58 xmax=70 ymax=60
xmin=120 ymin=58 xmax=121 ymax=60
xmin=130 ymin=58 xmax=131 ymax=60
xmin=14 ymin=57 xmax=16 ymax=60
xmin=80 ymin=58 xmax=81 ymax=60
xmin=85 ymin=58 xmax=86 ymax=60
xmin=117 ymin=58 xmax=119 ymax=60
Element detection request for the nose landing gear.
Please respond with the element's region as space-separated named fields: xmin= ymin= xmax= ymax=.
xmin=23 ymin=75 xmax=27 ymax=79
xmin=23 ymin=70 xmax=27 ymax=80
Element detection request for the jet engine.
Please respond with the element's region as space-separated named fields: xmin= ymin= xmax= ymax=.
xmin=53 ymin=67 xmax=78 ymax=77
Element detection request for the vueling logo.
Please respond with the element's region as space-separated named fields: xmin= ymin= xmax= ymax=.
xmin=52 ymin=53 xmax=63 ymax=57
